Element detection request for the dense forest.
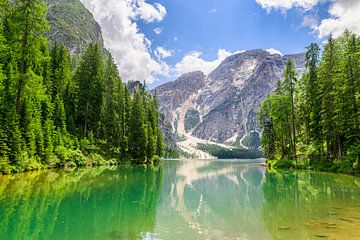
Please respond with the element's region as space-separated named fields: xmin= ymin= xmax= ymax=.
xmin=197 ymin=143 xmax=264 ymax=159
xmin=259 ymin=31 xmax=360 ymax=174
xmin=0 ymin=0 xmax=164 ymax=174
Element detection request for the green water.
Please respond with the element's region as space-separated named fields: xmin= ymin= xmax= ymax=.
xmin=1 ymin=159 xmax=360 ymax=240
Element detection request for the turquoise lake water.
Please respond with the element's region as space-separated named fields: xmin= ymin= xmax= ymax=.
xmin=1 ymin=159 xmax=360 ymax=239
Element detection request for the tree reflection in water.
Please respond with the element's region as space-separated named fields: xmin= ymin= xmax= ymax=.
xmin=1 ymin=160 xmax=359 ymax=240
xmin=261 ymin=170 xmax=360 ymax=240
xmin=0 ymin=165 xmax=163 ymax=240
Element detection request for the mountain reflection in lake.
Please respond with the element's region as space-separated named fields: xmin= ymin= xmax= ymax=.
xmin=0 ymin=159 xmax=360 ymax=240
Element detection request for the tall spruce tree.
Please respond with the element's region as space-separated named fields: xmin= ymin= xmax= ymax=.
xmin=146 ymin=124 xmax=156 ymax=160
xmin=50 ymin=43 xmax=71 ymax=99
xmin=282 ymin=60 xmax=298 ymax=161
xmin=114 ymin=79 xmax=126 ymax=158
xmin=102 ymin=54 xmax=120 ymax=144
xmin=152 ymin=92 xmax=164 ymax=157
xmin=305 ymin=43 xmax=322 ymax=158
xmin=8 ymin=0 xmax=49 ymax=114
xmin=122 ymin=86 xmax=131 ymax=157
xmin=319 ymin=36 xmax=341 ymax=160
xmin=128 ymin=90 xmax=147 ymax=163
xmin=337 ymin=32 xmax=360 ymax=151
xmin=75 ymin=44 xmax=104 ymax=138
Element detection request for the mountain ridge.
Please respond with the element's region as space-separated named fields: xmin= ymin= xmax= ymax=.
xmin=154 ymin=49 xmax=306 ymax=157
xmin=45 ymin=0 xmax=104 ymax=54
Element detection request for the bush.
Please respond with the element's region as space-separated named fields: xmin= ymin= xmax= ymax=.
xmin=0 ymin=157 xmax=12 ymax=174
xmin=25 ymin=156 xmax=44 ymax=171
xmin=68 ymin=150 xmax=87 ymax=166
xmin=89 ymin=153 xmax=107 ymax=166
xmin=273 ymin=159 xmax=296 ymax=169
xmin=151 ymin=155 xmax=162 ymax=165
xmin=64 ymin=161 xmax=77 ymax=168
xmin=55 ymin=146 xmax=87 ymax=167
xmin=55 ymin=146 xmax=68 ymax=163
xmin=46 ymin=155 xmax=60 ymax=168
xmin=330 ymin=159 xmax=351 ymax=174
xmin=80 ymin=138 xmax=92 ymax=154
xmin=108 ymin=158 xmax=118 ymax=166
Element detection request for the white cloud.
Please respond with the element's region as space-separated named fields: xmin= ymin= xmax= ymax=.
xmin=256 ymin=0 xmax=360 ymax=38
xmin=301 ymin=15 xmax=318 ymax=29
xmin=154 ymin=47 xmax=173 ymax=59
xmin=135 ymin=2 xmax=166 ymax=23
xmin=316 ymin=0 xmax=360 ymax=38
xmin=79 ymin=0 xmax=168 ymax=83
xmin=175 ymin=49 xmax=244 ymax=76
xmin=266 ymin=48 xmax=283 ymax=56
xmin=255 ymin=0 xmax=321 ymax=11
xmin=153 ymin=27 xmax=163 ymax=35
xmin=209 ymin=9 xmax=217 ymax=13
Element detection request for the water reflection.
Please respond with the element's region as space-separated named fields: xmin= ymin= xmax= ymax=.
xmin=262 ymin=170 xmax=360 ymax=240
xmin=157 ymin=160 xmax=270 ymax=240
xmin=0 ymin=166 xmax=163 ymax=240
xmin=1 ymin=160 xmax=360 ymax=240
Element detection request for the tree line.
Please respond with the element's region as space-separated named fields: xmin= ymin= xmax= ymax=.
xmin=259 ymin=31 xmax=360 ymax=174
xmin=0 ymin=0 xmax=164 ymax=173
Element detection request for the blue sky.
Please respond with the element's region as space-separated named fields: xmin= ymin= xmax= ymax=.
xmin=142 ymin=0 xmax=320 ymax=62
xmin=80 ymin=0 xmax=360 ymax=88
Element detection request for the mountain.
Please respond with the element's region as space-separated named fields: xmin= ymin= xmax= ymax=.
xmin=45 ymin=0 xmax=104 ymax=54
xmin=154 ymin=49 xmax=305 ymax=156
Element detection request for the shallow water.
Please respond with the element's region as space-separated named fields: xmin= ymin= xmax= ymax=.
xmin=0 ymin=159 xmax=360 ymax=240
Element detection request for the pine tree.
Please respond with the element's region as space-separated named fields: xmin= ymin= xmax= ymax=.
xmin=319 ymin=36 xmax=341 ymax=160
xmin=53 ymin=94 xmax=66 ymax=132
xmin=42 ymin=100 xmax=54 ymax=162
xmin=8 ymin=0 xmax=49 ymax=114
xmin=102 ymin=54 xmax=120 ymax=144
xmin=152 ymin=91 xmax=164 ymax=157
xmin=114 ymin=79 xmax=126 ymax=158
xmin=0 ymin=1 xmax=167 ymax=172
xmin=282 ymin=60 xmax=298 ymax=161
xmin=146 ymin=124 xmax=156 ymax=161
xmin=304 ymin=43 xmax=322 ymax=160
xmin=260 ymin=32 xmax=360 ymax=172
xmin=0 ymin=68 xmax=8 ymax=159
xmin=122 ymin=86 xmax=131 ymax=157
xmin=63 ymin=72 xmax=76 ymax=133
xmin=259 ymin=94 xmax=292 ymax=159
xmin=337 ymin=32 xmax=360 ymax=151
xmin=1 ymin=60 xmax=22 ymax=165
xmin=50 ymin=42 xmax=71 ymax=99
xmin=128 ymin=90 xmax=147 ymax=163
xmin=258 ymin=94 xmax=278 ymax=160
xmin=156 ymin=128 xmax=164 ymax=157
xmin=75 ymin=44 xmax=104 ymax=138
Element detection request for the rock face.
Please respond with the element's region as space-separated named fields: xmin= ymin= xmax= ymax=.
xmin=45 ymin=0 xmax=104 ymax=54
xmin=154 ymin=49 xmax=306 ymax=148
xmin=155 ymin=71 xmax=206 ymax=133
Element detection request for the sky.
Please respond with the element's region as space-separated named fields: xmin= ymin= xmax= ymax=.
xmin=79 ymin=0 xmax=360 ymax=88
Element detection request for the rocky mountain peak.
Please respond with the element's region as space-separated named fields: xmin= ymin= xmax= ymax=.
xmin=155 ymin=49 xmax=306 ymax=154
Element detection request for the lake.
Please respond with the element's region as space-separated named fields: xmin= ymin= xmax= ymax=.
xmin=1 ymin=159 xmax=360 ymax=240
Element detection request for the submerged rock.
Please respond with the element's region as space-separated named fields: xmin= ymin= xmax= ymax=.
xmin=278 ymin=226 xmax=291 ymax=230
xmin=339 ymin=217 xmax=354 ymax=222
xmin=305 ymin=220 xmax=336 ymax=229
xmin=315 ymin=233 xmax=330 ymax=238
